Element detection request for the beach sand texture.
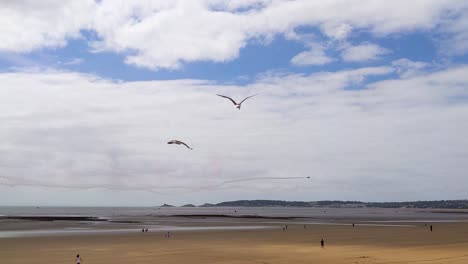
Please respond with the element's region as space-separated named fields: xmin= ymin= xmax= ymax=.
xmin=1 ymin=222 xmax=468 ymax=264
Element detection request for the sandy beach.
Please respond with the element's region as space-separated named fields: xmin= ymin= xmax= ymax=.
xmin=1 ymin=216 xmax=468 ymax=264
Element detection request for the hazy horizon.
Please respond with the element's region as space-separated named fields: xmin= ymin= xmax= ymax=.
xmin=2 ymin=198 xmax=468 ymax=208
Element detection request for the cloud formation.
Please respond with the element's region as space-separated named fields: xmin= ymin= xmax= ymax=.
xmin=0 ymin=0 xmax=95 ymax=52
xmin=1 ymin=63 xmax=467 ymax=205
xmin=1 ymin=0 xmax=468 ymax=69
xmin=1 ymin=1 xmax=468 ymax=206
xmin=341 ymin=43 xmax=389 ymax=62
xmin=291 ymin=44 xmax=334 ymax=66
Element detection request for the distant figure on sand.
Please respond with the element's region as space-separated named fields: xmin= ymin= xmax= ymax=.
xmin=145 ymin=228 xmax=148 ymax=232
xmin=141 ymin=228 xmax=144 ymax=232
xmin=75 ymin=254 xmax=82 ymax=264
xmin=352 ymin=223 xmax=355 ymax=227
xmin=304 ymin=225 xmax=306 ymax=229
xmin=321 ymin=238 xmax=325 ymax=248
xmin=430 ymin=225 xmax=433 ymax=232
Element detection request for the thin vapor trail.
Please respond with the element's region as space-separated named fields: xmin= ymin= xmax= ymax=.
xmin=213 ymin=176 xmax=309 ymax=187
xmin=0 ymin=175 xmax=181 ymax=195
xmin=0 ymin=175 xmax=310 ymax=193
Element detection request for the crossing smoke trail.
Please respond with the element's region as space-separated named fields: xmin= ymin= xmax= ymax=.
xmin=211 ymin=176 xmax=310 ymax=188
xmin=0 ymin=175 xmax=177 ymax=195
xmin=0 ymin=175 xmax=310 ymax=193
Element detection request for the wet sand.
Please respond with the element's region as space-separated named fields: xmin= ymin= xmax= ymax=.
xmin=1 ymin=221 xmax=468 ymax=264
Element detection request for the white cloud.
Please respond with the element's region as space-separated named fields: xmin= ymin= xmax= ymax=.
xmin=1 ymin=64 xmax=468 ymax=205
xmin=89 ymin=1 xmax=249 ymax=69
xmin=341 ymin=43 xmax=389 ymax=62
xmin=438 ymin=10 xmax=468 ymax=55
xmin=1 ymin=1 xmax=468 ymax=69
xmin=391 ymin=58 xmax=429 ymax=78
xmin=0 ymin=0 xmax=95 ymax=52
xmin=291 ymin=44 xmax=334 ymax=66
xmin=320 ymin=22 xmax=352 ymax=40
xmin=208 ymin=0 xmax=272 ymax=12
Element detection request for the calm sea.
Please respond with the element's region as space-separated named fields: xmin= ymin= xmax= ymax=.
xmin=1 ymin=206 xmax=468 ymax=220
xmin=1 ymin=206 xmax=468 ymax=238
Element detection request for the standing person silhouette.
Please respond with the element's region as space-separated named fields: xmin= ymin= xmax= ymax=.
xmin=320 ymin=238 xmax=324 ymax=248
xmin=75 ymin=254 xmax=82 ymax=264
xmin=430 ymin=225 xmax=433 ymax=232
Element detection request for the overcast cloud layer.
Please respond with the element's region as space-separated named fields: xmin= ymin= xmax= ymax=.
xmin=1 ymin=1 xmax=468 ymax=206
xmin=1 ymin=64 xmax=468 ymax=205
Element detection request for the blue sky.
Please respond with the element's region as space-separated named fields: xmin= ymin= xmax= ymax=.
xmin=0 ymin=29 xmax=443 ymax=83
xmin=1 ymin=1 xmax=468 ymax=206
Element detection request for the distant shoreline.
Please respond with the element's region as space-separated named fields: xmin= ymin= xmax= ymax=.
xmin=3 ymin=208 xmax=468 ymax=223
xmin=207 ymin=199 xmax=468 ymax=209
xmin=2 ymin=199 xmax=468 ymax=209
xmin=0 ymin=214 xmax=300 ymax=222
xmin=0 ymin=216 xmax=106 ymax=222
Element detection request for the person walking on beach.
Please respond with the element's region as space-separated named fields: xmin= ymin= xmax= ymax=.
xmin=321 ymin=238 xmax=325 ymax=248
xmin=75 ymin=254 xmax=82 ymax=264
xmin=430 ymin=225 xmax=433 ymax=232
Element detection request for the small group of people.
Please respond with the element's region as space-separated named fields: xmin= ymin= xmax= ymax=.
xmin=141 ymin=228 xmax=149 ymax=232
